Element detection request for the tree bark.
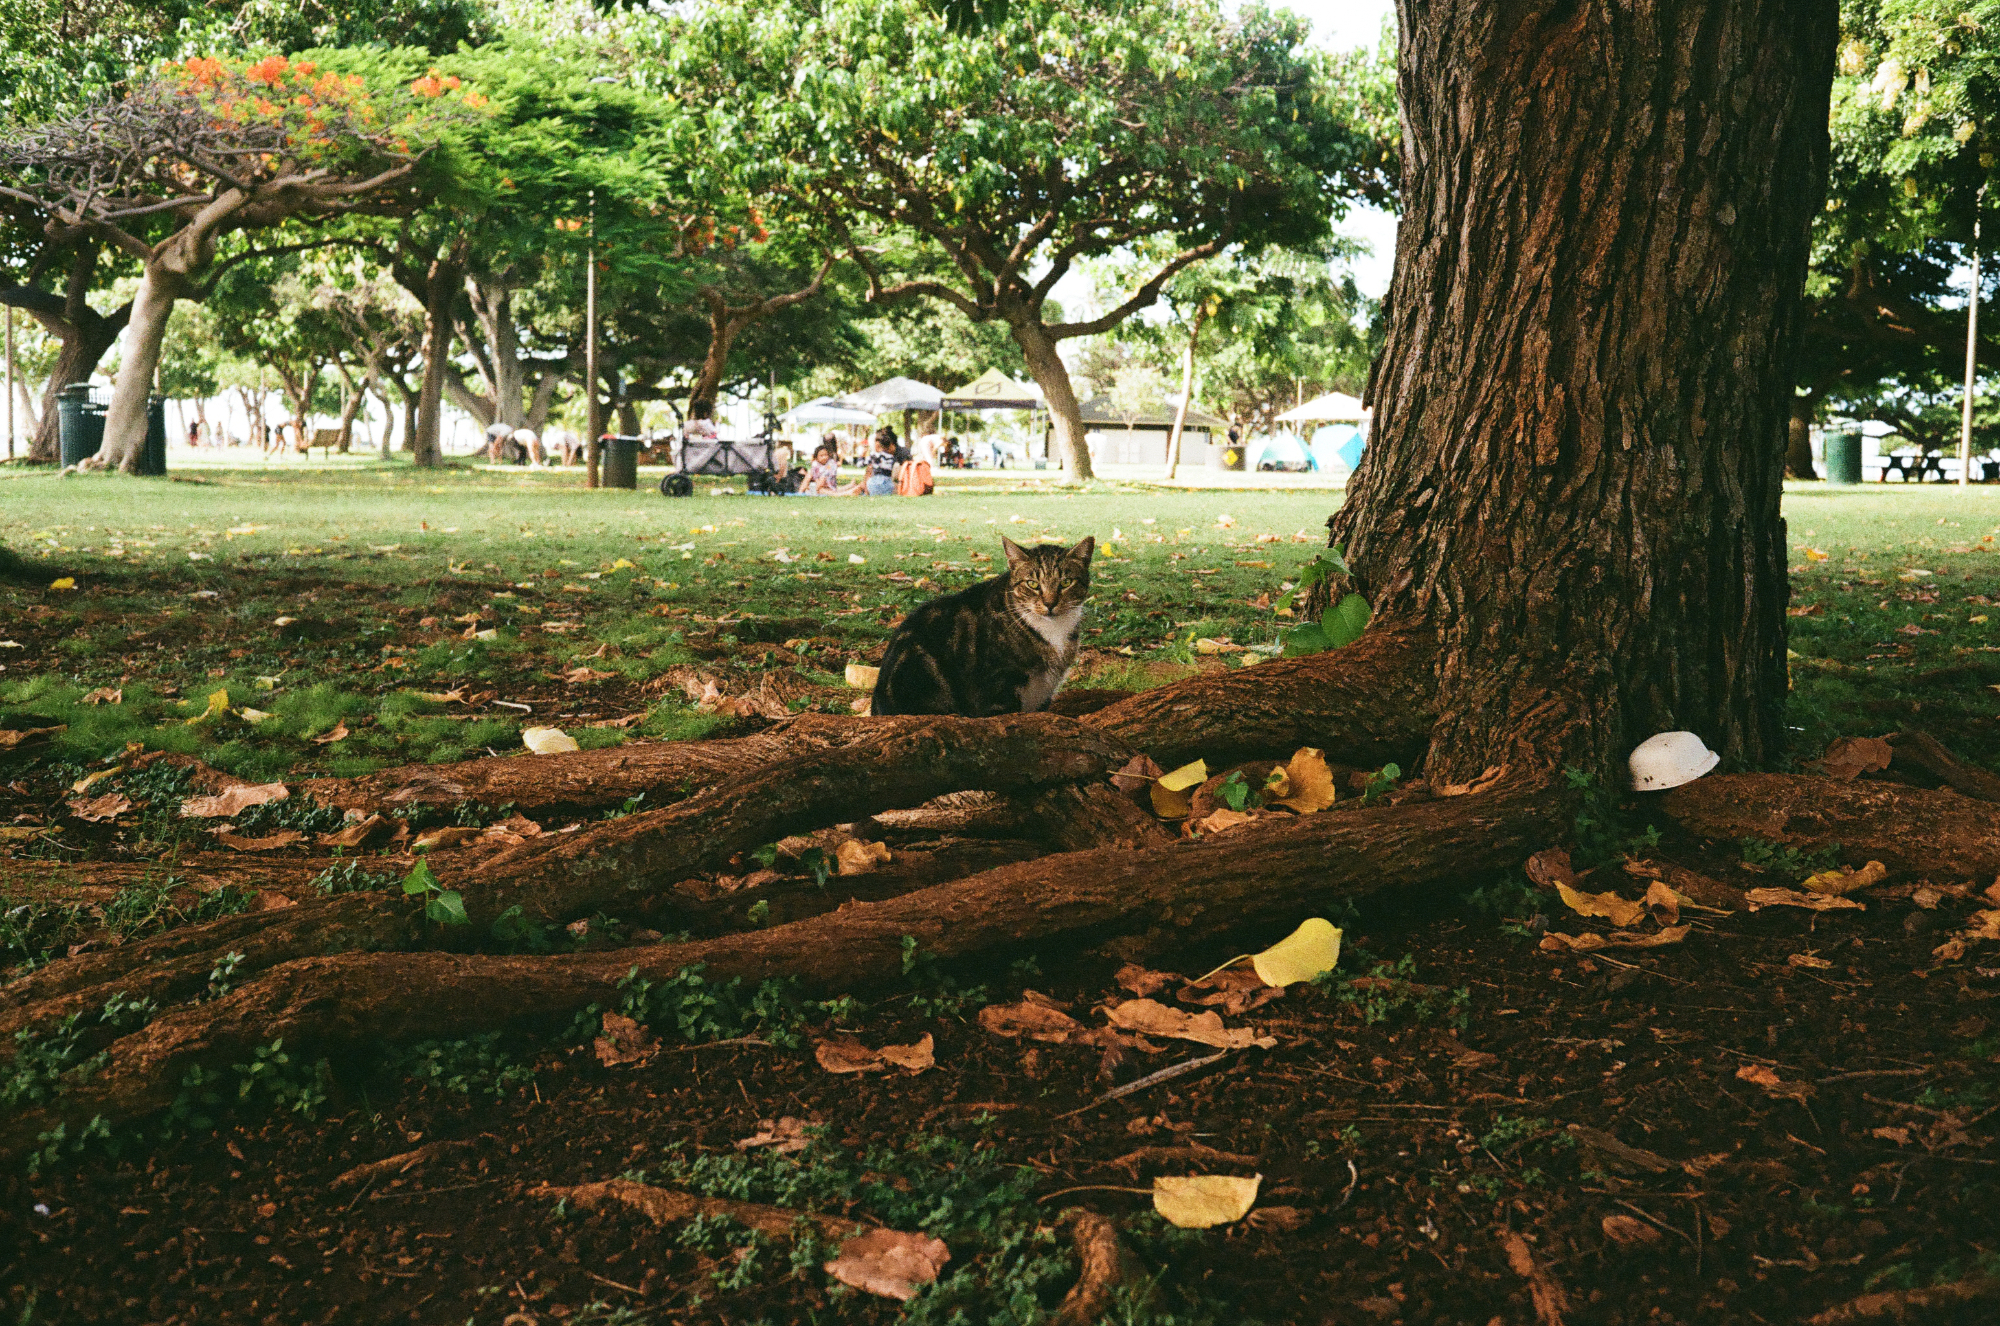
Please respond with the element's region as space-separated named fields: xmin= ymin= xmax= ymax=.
xmin=410 ymin=247 xmax=464 ymax=469
xmin=97 ymin=261 xmax=191 ymax=471
xmin=1165 ymin=304 xmax=1207 ymax=481
xmin=1329 ymin=0 xmax=1836 ymax=784
xmin=1010 ymin=316 xmax=1094 ymax=480
xmin=1661 ymin=772 xmax=2000 ymax=880
xmin=2 ymin=243 xmax=131 ymax=465
xmin=1787 ymin=391 xmax=1821 ymax=479
xmin=0 ymin=780 xmax=1556 ymax=1162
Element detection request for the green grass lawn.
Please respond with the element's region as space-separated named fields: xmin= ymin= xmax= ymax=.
xmin=4 ymin=460 xmax=2000 ymax=782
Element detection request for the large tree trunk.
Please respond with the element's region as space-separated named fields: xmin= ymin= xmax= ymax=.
xmin=1010 ymin=317 xmax=1095 ymax=480
xmin=411 ymin=252 xmax=462 ymax=469
xmin=1328 ymin=0 xmax=1836 ymax=784
xmin=3 ymin=244 xmax=133 ymax=465
xmin=687 ymin=297 xmax=744 ymax=421
xmin=1165 ymin=305 xmax=1206 ymax=481
xmin=1788 ymin=391 xmax=1821 ymax=479
xmin=97 ymin=261 xmax=191 ymax=471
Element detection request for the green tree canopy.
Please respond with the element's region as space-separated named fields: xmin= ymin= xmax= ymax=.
xmin=654 ymin=0 xmax=1391 ymax=479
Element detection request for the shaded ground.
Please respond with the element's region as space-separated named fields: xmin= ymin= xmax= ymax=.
xmin=3 ymin=470 xmax=2000 ymax=1324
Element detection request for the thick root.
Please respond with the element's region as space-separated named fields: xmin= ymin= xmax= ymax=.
xmin=0 ymin=780 xmax=1558 ymax=1162
xmin=1660 ymin=773 xmax=2000 ymax=879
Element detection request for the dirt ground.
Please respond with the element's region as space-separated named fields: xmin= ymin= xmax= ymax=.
xmin=7 ymin=812 xmax=1997 ymax=1326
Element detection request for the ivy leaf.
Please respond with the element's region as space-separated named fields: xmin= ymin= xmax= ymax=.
xmin=401 ymin=859 xmax=438 ymax=897
xmin=426 ymin=889 xmax=469 ymax=926
xmin=1323 ymin=593 xmax=1371 ymax=649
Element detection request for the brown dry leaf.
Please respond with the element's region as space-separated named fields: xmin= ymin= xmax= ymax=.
xmin=1178 ymin=966 xmax=1285 ymax=1016
xmin=320 ymin=813 xmax=391 ymax=849
xmin=68 ymin=792 xmax=131 ymax=822
xmin=79 ymin=687 xmax=122 ymax=706
xmin=1986 ymin=877 xmax=2000 ymax=908
xmin=1109 ymin=754 xmax=1166 ymax=797
xmin=1271 ymin=747 xmax=1337 ymax=813
xmin=735 ymin=1117 xmax=811 ymax=1155
xmin=180 ymin=781 xmax=288 ymax=818
xmin=213 ymin=828 xmax=304 ymax=852
xmin=1735 ymin=1062 xmax=1813 ymax=1102
xmin=594 ymin=1012 xmax=658 ymax=1068
xmin=253 ymin=890 xmax=295 ymax=911
xmin=1934 ymin=937 xmax=1969 ymax=963
xmin=1821 ymin=735 xmax=1893 ymax=781
xmin=836 ymin=839 xmax=891 ymax=875
xmin=1152 ymin=1173 xmax=1260 ymax=1229
xmin=978 ymin=1002 xmax=1085 ymax=1043
xmin=1870 ymin=1125 xmax=1912 ymax=1145
xmin=876 ymin=1033 xmax=935 ymax=1074
xmin=1745 ymin=887 xmax=1865 ymax=913
xmin=1911 ymin=886 xmax=1944 ymax=911
xmin=814 ymin=1034 xmax=934 ymax=1075
xmin=310 ymin=722 xmax=350 ymax=746
xmin=1556 ymin=881 xmax=1646 ymax=928
xmin=1801 ymin=860 xmax=1888 ymax=897
xmin=1191 ymin=807 xmax=1257 ymax=836
xmin=1103 ymin=998 xmax=1275 ymax=1050
xmin=1601 ymin=1214 xmax=1662 ymax=1248
xmin=1965 ymin=909 xmax=2000 ymax=941
xmin=1500 ymin=1230 xmax=1570 ymax=1326
xmin=0 ymin=726 xmax=66 ymax=750
xmin=1115 ymin=964 xmax=1179 ymax=997
xmin=1525 ymin=848 xmax=1579 ymax=890
xmin=1538 ymin=925 xmax=1690 ymax=953
xmin=823 ymin=1227 xmax=950 ymax=1301
xmin=1640 ymin=880 xmax=1681 ymax=927
xmin=560 ymin=666 xmax=616 ymax=684
xmin=1787 ymin=952 xmax=1834 ymax=970
xmin=1245 ymin=1205 xmax=1308 ymax=1232
xmin=412 ymin=826 xmax=483 ymax=852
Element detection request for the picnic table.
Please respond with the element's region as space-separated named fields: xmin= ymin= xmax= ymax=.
xmin=1878 ymin=451 xmax=1946 ymax=482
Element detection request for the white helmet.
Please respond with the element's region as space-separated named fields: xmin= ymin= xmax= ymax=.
xmin=1628 ymin=731 xmax=1719 ymax=792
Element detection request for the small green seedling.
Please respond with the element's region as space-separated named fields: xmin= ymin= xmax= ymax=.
xmin=403 ymin=858 xmax=468 ymax=926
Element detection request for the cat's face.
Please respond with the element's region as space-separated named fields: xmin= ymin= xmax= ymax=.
xmin=1001 ymin=536 xmax=1095 ymax=617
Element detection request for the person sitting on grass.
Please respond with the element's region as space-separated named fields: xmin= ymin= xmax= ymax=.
xmin=866 ymin=427 xmax=902 ymax=495
xmin=802 ymin=443 xmax=841 ymax=494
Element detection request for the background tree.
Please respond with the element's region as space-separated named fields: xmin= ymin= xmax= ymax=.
xmin=0 ymin=50 xmax=474 ymax=469
xmin=0 ymin=228 xmax=133 ymax=462
xmin=661 ymin=0 xmax=1391 ymax=480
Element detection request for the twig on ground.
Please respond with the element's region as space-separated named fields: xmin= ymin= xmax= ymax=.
xmin=1806 ymin=1273 xmax=2000 ymax=1324
xmin=1053 ymin=1050 xmax=1231 ymax=1119
xmin=1051 ymin=1210 xmax=1150 ymax=1326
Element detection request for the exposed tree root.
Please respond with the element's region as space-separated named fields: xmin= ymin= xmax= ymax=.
xmin=1805 ymin=1274 xmax=2000 ymax=1324
xmin=0 ymin=894 xmax=414 ymax=1044
xmin=1 ymin=780 xmax=1557 ymax=1162
xmin=1052 ymin=1210 xmax=1148 ymax=1326
xmin=1660 ymin=773 xmax=2000 ymax=878
xmin=668 ymin=838 xmax=1051 ymax=934
xmin=528 ymin=1179 xmax=867 ymax=1242
xmin=0 ymin=855 xmax=338 ymax=896
xmin=1080 ymin=627 xmax=1434 ymax=770
xmin=450 ymin=712 xmax=1142 ymax=928
xmin=329 ymin=1137 xmax=483 ymax=1190
xmin=295 ymin=630 xmax=1437 ymax=818
xmin=1887 ymin=730 xmax=2000 ymax=805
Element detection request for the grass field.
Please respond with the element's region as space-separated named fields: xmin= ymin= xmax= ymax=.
xmin=5 ymin=460 xmax=2000 ymax=779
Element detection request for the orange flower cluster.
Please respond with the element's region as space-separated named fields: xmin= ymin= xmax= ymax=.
xmin=409 ymin=70 xmax=462 ymax=98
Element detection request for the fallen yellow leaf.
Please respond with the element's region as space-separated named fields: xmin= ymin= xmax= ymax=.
xmin=1156 ymin=759 xmax=1208 ymax=792
xmin=1272 ymin=747 xmax=1336 ymax=813
xmin=1150 ymin=780 xmax=1194 ymax=819
xmin=1153 ymin=1173 xmax=1260 ymax=1229
xmin=1800 ymin=860 xmax=1887 ymax=896
xmin=1556 ymin=881 xmax=1646 ymax=928
xmin=48 ymin=577 xmax=75 ymax=590
xmin=845 ymin=662 xmax=879 ymax=689
xmin=523 ymin=727 xmax=580 ymax=754
xmin=184 ymin=688 xmax=230 ymax=726
xmin=1250 ymin=918 xmax=1343 ymax=986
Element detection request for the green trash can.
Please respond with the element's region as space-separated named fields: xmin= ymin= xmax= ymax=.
xmin=601 ymin=434 xmax=639 ymax=490
xmin=1823 ymin=429 xmax=1863 ymax=485
xmin=56 ymin=383 xmax=107 ymax=468
xmin=137 ymin=394 xmax=168 ymax=476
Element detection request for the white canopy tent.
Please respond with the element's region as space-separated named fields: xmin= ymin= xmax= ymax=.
xmin=782 ymin=397 xmax=876 ymax=426
xmin=836 ymin=376 xmax=945 ymax=413
xmin=1276 ymin=391 xmax=1368 ymax=424
xmin=941 ymin=369 xmax=1043 ymax=411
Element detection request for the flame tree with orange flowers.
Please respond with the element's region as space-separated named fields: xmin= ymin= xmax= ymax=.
xmin=0 ymin=52 xmax=481 ymax=471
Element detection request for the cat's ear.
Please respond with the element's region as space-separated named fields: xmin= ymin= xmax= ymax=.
xmin=1066 ymin=536 xmax=1096 ymax=564
xmin=1000 ymin=536 xmax=1029 ymax=565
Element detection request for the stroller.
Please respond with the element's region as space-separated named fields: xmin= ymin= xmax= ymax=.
xmin=659 ymin=413 xmax=795 ymax=497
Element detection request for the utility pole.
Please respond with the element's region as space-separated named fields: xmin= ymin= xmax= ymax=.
xmin=585 ymin=192 xmax=602 ymax=489
xmin=1962 ymin=183 xmax=1986 ymax=488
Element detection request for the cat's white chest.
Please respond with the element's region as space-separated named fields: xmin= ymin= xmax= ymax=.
xmin=1016 ymin=606 xmax=1081 ymax=711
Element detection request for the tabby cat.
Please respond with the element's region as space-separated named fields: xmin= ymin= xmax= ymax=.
xmin=871 ymin=536 xmax=1095 ymax=717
